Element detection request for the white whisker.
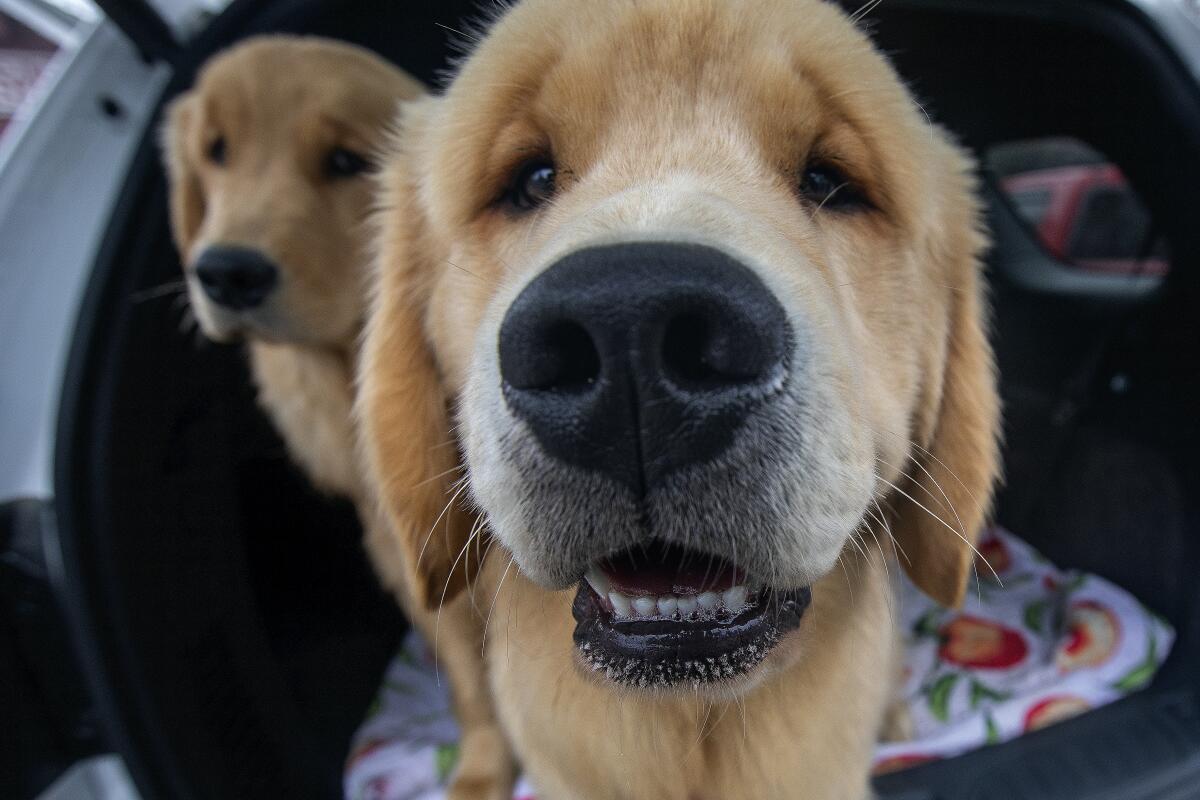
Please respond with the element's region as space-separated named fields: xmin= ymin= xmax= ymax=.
xmin=875 ymin=473 xmax=999 ymax=584
xmin=131 ymin=279 xmax=188 ymax=303
xmin=414 ymin=479 xmax=471 ymax=577
xmin=482 ymin=553 xmax=517 ymax=656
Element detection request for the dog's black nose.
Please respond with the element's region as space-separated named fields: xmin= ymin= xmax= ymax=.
xmin=499 ymin=242 xmax=791 ymax=495
xmin=193 ymin=246 xmax=278 ymax=310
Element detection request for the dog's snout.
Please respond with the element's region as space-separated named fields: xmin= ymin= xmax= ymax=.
xmin=499 ymin=242 xmax=791 ymax=494
xmin=193 ymin=246 xmax=279 ymax=310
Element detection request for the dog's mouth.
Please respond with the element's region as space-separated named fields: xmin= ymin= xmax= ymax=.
xmin=187 ymin=299 xmax=283 ymax=344
xmin=571 ymin=541 xmax=812 ymax=688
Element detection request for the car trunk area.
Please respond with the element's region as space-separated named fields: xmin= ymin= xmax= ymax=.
xmin=52 ymin=1 xmax=1200 ymax=798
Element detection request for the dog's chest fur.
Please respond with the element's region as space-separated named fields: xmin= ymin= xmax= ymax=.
xmin=249 ymin=341 xmax=361 ymax=500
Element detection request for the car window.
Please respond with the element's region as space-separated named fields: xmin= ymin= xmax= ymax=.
xmin=986 ymin=137 xmax=1171 ymax=291
xmin=0 ymin=1 xmax=97 ymax=144
xmin=1005 ymin=187 xmax=1053 ymax=232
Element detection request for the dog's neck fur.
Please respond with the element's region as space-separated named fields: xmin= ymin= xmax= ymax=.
xmin=248 ymin=335 xmax=362 ymax=501
xmin=477 ymin=543 xmax=896 ymax=800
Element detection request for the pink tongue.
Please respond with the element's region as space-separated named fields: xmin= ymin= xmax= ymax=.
xmin=600 ymin=549 xmax=745 ymax=597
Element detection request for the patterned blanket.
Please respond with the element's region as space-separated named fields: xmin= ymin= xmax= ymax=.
xmin=346 ymin=527 xmax=1174 ymax=799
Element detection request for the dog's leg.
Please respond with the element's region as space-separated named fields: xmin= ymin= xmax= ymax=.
xmin=878 ymin=700 xmax=914 ymax=743
xmin=878 ymin=622 xmax=913 ymax=743
xmin=363 ymin=510 xmax=516 ymax=800
xmin=425 ymin=593 xmax=517 ymax=800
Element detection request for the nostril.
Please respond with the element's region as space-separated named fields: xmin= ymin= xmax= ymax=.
xmin=546 ymin=321 xmax=602 ymax=392
xmin=501 ymin=318 xmax=601 ymax=393
xmin=661 ymin=308 xmax=777 ymax=391
xmin=230 ymin=271 xmax=253 ymax=291
xmin=662 ymin=312 xmax=722 ymax=388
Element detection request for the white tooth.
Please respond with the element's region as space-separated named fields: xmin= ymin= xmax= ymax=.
xmin=609 ymin=591 xmax=632 ymax=617
xmin=697 ymin=591 xmax=720 ymax=611
xmin=657 ymin=597 xmax=678 ymax=617
xmin=632 ymin=597 xmax=657 ymax=617
xmin=676 ymin=596 xmax=698 ymax=617
xmin=722 ymin=585 xmax=749 ymax=612
xmin=585 ymin=569 xmax=610 ymax=598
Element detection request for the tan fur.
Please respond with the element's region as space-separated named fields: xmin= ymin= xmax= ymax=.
xmin=162 ymin=36 xmax=514 ymax=799
xmin=250 ymin=342 xmax=361 ymax=496
xmin=361 ymin=1 xmax=1001 ymax=797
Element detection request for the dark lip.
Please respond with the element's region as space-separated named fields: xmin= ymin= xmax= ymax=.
xmin=571 ymin=582 xmax=812 ymax=688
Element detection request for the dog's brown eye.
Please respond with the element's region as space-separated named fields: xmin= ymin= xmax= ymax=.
xmin=208 ymin=136 xmax=226 ymax=165
xmin=800 ymin=162 xmax=869 ymax=211
xmin=506 ymin=160 xmax=556 ymax=211
xmin=326 ymin=147 xmax=371 ymax=178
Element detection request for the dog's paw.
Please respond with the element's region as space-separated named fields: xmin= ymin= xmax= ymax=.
xmin=878 ymin=699 xmax=914 ymax=743
xmin=446 ymin=726 xmax=517 ymax=800
xmin=446 ymin=776 xmax=514 ymax=800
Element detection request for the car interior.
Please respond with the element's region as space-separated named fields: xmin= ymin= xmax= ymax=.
xmin=49 ymin=0 xmax=1200 ymax=797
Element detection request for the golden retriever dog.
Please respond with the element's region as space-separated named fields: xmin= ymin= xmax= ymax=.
xmin=361 ymin=0 xmax=1001 ymax=797
xmin=162 ymin=35 xmax=419 ymax=499
xmin=162 ymin=36 xmax=514 ymax=799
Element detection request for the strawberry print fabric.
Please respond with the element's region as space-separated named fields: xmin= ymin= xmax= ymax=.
xmin=874 ymin=526 xmax=1174 ymax=772
xmin=345 ymin=527 xmax=1173 ymax=798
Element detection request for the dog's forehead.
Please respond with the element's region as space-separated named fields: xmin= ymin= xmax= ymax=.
xmin=195 ymin=48 xmax=399 ymax=145
xmin=434 ymin=0 xmax=935 ymax=226
xmin=455 ymin=0 xmax=901 ymax=116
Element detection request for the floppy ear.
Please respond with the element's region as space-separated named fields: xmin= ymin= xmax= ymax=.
xmin=160 ymin=92 xmax=205 ymax=257
xmin=357 ymin=98 xmax=476 ymax=611
xmin=891 ymin=161 xmax=1002 ymax=609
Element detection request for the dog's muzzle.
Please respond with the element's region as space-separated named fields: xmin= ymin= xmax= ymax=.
xmin=497 ymin=242 xmax=811 ymax=688
xmin=498 ymin=241 xmax=791 ymax=495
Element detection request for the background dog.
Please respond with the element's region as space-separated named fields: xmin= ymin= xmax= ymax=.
xmin=163 ymin=35 xmax=417 ymax=499
xmin=162 ymin=36 xmax=514 ymax=800
xmin=361 ymin=0 xmax=1000 ymax=797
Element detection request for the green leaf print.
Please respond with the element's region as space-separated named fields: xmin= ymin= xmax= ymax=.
xmin=972 ymin=572 xmax=1032 ymax=601
xmin=1065 ymin=572 xmax=1089 ymax=593
xmin=969 ymin=679 xmax=1011 ymax=709
xmin=1000 ymin=574 xmax=1035 ymax=590
xmin=913 ymin=609 xmax=944 ymax=639
xmin=1024 ymin=599 xmax=1049 ymax=634
xmin=1113 ymin=629 xmax=1159 ymax=692
xmin=436 ymin=743 xmax=460 ymax=783
xmin=1114 ymin=663 xmax=1157 ymax=692
xmin=926 ymin=673 xmax=959 ymax=722
xmin=985 ymin=713 xmax=1002 ymax=745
